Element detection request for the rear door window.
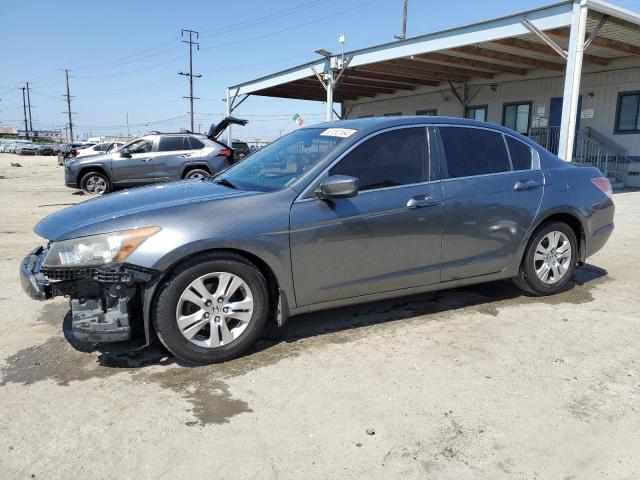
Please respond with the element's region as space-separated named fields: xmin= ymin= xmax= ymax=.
xmin=329 ymin=127 xmax=428 ymax=191
xmin=506 ymin=136 xmax=533 ymax=170
xmin=439 ymin=127 xmax=511 ymax=178
xmin=158 ymin=136 xmax=190 ymax=152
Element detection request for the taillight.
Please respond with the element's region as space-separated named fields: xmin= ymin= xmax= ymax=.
xmin=591 ymin=176 xmax=612 ymax=198
xmin=217 ymin=148 xmax=231 ymax=157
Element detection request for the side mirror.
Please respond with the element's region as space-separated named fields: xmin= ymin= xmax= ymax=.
xmin=119 ymin=150 xmax=132 ymax=158
xmin=315 ymin=175 xmax=359 ymax=200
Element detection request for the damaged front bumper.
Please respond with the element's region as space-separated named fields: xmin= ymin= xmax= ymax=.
xmin=20 ymin=247 xmax=158 ymax=343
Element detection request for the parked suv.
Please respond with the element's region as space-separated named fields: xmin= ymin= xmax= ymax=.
xmin=64 ymin=117 xmax=247 ymax=194
xmin=21 ymin=117 xmax=614 ymax=364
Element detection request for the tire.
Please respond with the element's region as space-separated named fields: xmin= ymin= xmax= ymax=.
xmin=514 ymin=221 xmax=578 ymax=296
xmin=153 ymin=252 xmax=270 ymax=364
xmin=184 ymin=168 xmax=210 ymax=180
xmin=80 ymin=171 xmax=111 ymax=195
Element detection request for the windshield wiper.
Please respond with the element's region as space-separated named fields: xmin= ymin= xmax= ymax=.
xmin=212 ymin=177 xmax=240 ymax=190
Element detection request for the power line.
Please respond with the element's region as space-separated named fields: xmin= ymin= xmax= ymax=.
xmin=179 ymin=29 xmax=201 ymax=132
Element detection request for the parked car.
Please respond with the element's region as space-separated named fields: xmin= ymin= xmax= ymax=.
xmin=36 ymin=144 xmax=55 ymax=156
xmin=20 ymin=116 xmax=614 ymax=364
xmin=75 ymin=141 xmax=124 ymax=159
xmin=57 ymin=142 xmax=87 ymax=166
xmin=232 ymin=140 xmax=251 ymax=159
xmin=16 ymin=144 xmax=40 ymax=155
xmin=0 ymin=143 xmax=16 ymax=153
xmin=62 ymin=117 xmax=248 ymax=194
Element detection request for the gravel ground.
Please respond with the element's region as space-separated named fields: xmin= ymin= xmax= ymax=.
xmin=0 ymin=152 xmax=638 ymax=479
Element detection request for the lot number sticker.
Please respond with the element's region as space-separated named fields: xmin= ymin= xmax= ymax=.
xmin=320 ymin=128 xmax=357 ymax=138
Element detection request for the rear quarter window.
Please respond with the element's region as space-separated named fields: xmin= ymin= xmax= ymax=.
xmin=439 ymin=127 xmax=511 ymax=178
xmin=506 ymin=136 xmax=533 ymax=170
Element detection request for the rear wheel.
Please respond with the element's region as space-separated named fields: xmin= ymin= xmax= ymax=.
xmin=514 ymin=221 xmax=578 ymax=296
xmin=184 ymin=168 xmax=210 ymax=180
xmin=80 ymin=171 xmax=110 ymax=195
xmin=153 ymin=252 xmax=270 ymax=364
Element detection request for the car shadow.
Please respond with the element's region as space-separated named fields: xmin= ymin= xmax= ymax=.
xmin=63 ymin=264 xmax=608 ymax=369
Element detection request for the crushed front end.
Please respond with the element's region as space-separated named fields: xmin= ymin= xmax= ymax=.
xmin=21 ymin=246 xmax=158 ymax=343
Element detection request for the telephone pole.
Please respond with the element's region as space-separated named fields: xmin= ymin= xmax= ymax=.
xmin=26 ymin=82 xmax=33 ymax=133
xmin=394 ymin=0 xmax=409 ymax=40
xmin=20 ymin=87 xmax=29 ymax=139
xmin=63 ymin=69 xmax=74 ymax=142
xmin=178 ymin=29 xmax=201 ymax=132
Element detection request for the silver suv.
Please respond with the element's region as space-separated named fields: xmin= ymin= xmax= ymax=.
xmin=64 ymin=117 xmax=247 ymax=194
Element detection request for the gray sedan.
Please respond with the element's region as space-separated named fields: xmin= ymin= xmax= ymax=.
xmin=21 ymin=116 xmax=614 ymax=364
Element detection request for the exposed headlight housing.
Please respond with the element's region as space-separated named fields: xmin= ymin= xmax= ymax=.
xmin=42 ymin=226 xmax=161 ymax=268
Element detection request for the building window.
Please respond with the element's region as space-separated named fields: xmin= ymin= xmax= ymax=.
xmin=384 ymin=112 xmax=402 ymax=116
xmin=615 ymin=91 xmax=640 ymax=134
xmin=464 ymin=105 xmax=487 ymax=122
xmin=503 ymin=101 xmax=532 ymax=135
xmin=416 ymin=109 xmax=437 ymax=116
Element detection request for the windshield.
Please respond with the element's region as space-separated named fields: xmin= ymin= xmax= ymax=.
xmin=215 ymin=128 xmax=352 ymax=192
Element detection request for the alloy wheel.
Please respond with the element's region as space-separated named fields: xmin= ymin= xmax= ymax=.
xmin=85 ymin=175 xmax=107 ymax=194
xmin=533 ymin=231 xmax=572 ymax=285
xmin=175 ymin=272 xmax=254 ymax=348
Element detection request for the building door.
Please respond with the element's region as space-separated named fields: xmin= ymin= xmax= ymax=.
xmin=548 ymin=96 xmax=582 ymax=155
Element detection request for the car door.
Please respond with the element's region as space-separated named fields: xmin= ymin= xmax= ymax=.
xmin=153 ymin=135 xmax=193 ymax=181
xmin=111 ymin=137 xmax=156 ymax=186
xmin=289 ymin=126 xmax=444 ymax=306
xmin=436 ymin=125 xmax=544 ymax=282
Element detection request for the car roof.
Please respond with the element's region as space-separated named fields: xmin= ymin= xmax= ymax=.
xmin=303 ymin=115 xmax=518 ymax=136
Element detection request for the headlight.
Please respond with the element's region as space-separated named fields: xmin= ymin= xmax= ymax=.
xmin=42 ymin=226 xmax=161 ymax=267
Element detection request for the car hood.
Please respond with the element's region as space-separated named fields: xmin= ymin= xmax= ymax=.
xmin=35 ymin=179 xmax=254 ymax=241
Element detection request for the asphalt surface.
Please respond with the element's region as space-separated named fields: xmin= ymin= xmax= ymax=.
xmin=0 ymin=153 xmax=639 ymax=479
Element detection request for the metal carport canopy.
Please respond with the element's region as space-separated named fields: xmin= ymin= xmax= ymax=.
xmin=225 ymin=0 xmax=640 ymax=161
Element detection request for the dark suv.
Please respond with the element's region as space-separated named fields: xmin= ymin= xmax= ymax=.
xmin=64 ymin=117 xmax=247 ymax=194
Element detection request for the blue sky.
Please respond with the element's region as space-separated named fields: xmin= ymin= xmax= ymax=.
xmin=1 ymin=0 xmax=639 ymax=140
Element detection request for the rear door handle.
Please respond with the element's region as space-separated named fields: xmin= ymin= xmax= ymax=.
xmin=514 ymin=179 xmax=541 ymax=191
xmin=406 ymin=195 xmax=435 ymax=208
xmin=179 ymin=154 xmax=191 ymax=158
xmin=141 ymin=157 xmax=152 ymax=162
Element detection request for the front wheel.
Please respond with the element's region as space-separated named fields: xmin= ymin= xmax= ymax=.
xmin=184 ymin=168 xmax=210 ymax=180
xmin=153 ymin=253 xmax=270 ymax=364
xmin=514 ymin=221 xmax=578 ymax=296
xmin=80 ymin=171 xmax=111 ymax=195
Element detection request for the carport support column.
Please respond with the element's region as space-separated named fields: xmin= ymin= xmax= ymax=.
xmin=326 ymin=71 xmax=334 ymax=122
xmin=226 ymin=88 xmax=232 ymax=147
xmin=558 ymin=0 xmax=588 ymax=161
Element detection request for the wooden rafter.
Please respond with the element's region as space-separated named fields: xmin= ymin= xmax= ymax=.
xmin=547 ymin=27 xmax=640 ymax=56
xmin=293 ymin=79 xmax=395 ymax=95
xmin=415 ymin=52 xmax=527 ymax=75
xmin=359 ymin=62 xmax=468 ymax=82
xmin=493 ymin=37 xmax=609 ymax=65
xmin=339 ymin=76 xmax=416 ymax=91
xmin=388 ymin=58 xmax=494 ymax=79
xmin=452 ymin=45 xmax=564 ymax=70
xmin=347 ymin=69 xmax=440 ymax=86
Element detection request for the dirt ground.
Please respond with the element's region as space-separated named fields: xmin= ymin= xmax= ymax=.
xmin=0 ymin=152 xmax=638 ymax=479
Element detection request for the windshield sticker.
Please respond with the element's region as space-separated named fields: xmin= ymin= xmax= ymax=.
xmin=320 ymin=128 xmax=357 ymax=138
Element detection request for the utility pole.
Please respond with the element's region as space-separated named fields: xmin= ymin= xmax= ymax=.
xmin=179 ymin=29 xmax=201 ymax=132
xmin=63 ymin=69 xmax=74 ymax=142
xmin=126 ymin=112 xmax=130 ymax=138
xmin=20 ymin=87 xmax=29 ymax=139
xmin=26 ymin=82 xmax=33 ymax=133
xmin=394 ymin=0 xmax=409 ymax=40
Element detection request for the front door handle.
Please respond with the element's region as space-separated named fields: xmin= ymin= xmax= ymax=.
xmin=514 ymin=179 xmax=541 ymax=191
xmin=406 ymin=195 xmax=435 ymax=209
xmin=141 ymin=157 xmax=152 ymax=162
